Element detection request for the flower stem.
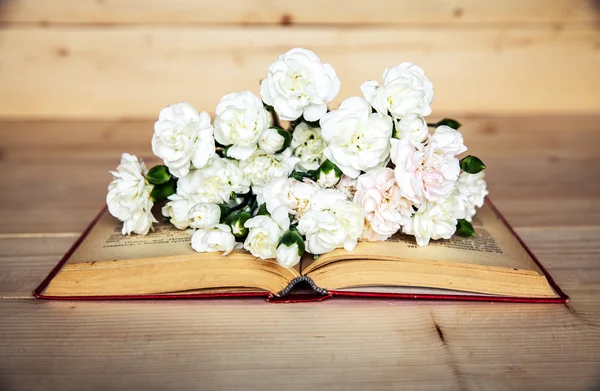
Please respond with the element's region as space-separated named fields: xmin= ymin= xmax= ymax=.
xmin=265 ymin=105 xmax=282 ymax=128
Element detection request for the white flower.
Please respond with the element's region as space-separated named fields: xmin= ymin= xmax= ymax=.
xmin=390 ymin=125 xmax=466 ymax=204
xmin=214 ymin=91 xmax=271 ymax=160
xmin=191 ymin=224 xmax=241 ymax=256
xmin=161 ymin=195 xmax=195 ymax=230
xmin=107 ymin=153 xmax=157 ymax=235
xmin=258 ymin=127 xmax=286 ymax=154
xmin=335 ymin=175 xmax=358 ymax=200
xmin=404 ymin=200 xmax=458 ymax=246
xmin=162 ymin=157 xmax=249 ymax=229
xmin=188 ymin=203 xmax=221 ymax=229
xmin=152 ymin=103 xmax=215 ymax=178
xmin=260 ymin=48 xmax=340 ymax=122
xmin=452 ymin=171 xmax=488 ymax=221
xmin=244 ymin=206 xmax=290 ymax=259
xmin=320 ymin=97 xmax=393 ymax=178
xmin=394 ymin=114 xmax=429 ymax=145
xmin=361 ymin=62 xmax=433 ymax=118
xmin=354 ymin=168 xmax=413 ymax=241
xmin=239 ymin=149 xmax=299 ymax=194
xmin=291 ymin=122 xmax=327 ymax=172
xmin=298 ymin=189 xmax=364 ymax=254
xmin=260 ymin=176 xmax=319 ymax=220
xmin=276 ymin=243 xmax=302 ymax=268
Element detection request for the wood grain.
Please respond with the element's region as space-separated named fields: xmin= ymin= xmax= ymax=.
xmin=1 ymin=0 xmax=597 ymax=25
xmin=0 ymin=27 xmax=598 ymax=118
xmin=0 ymin=298 xmax=598 ymax=391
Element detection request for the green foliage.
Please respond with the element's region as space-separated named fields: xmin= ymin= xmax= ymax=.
xmin=456 ymin=219 xmax=476 ymax=237
xmin=460 ymin=155 xmax=486 ymax=174
xmin=146 ymin=165 xmax=172 ymax=185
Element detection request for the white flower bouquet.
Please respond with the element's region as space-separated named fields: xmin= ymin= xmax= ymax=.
xmin=107 ymin=48 xmax=488 ymax=268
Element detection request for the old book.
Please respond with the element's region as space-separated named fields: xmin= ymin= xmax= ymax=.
xmin=34 ymin=200 xmax=568 ymax=303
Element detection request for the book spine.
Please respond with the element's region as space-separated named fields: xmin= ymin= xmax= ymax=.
xmin=276 ymin=276 xmax=328 ymax=297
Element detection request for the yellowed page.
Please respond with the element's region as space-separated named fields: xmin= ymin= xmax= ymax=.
xmin=44 ymin=211 xmax=300 ymax=296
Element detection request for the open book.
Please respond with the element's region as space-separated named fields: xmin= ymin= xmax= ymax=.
xmin=34 ymin=200 xmax=567 ymax=303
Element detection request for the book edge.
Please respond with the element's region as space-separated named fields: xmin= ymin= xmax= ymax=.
xmin=33 ymin=198 xmax=569 ymax=304
xmin=485 ymin=198 xmax=569 ymax=302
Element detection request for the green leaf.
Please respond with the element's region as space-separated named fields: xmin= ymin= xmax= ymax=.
xmin=456 ymin=219 xmax=476 ymax=237
xmin=146 ymin=165 xmax=172 ymax=185
xmin=150 ymin=180 xmax=176 ymax=203
xmin=217 ymin=204 xmax=231 ymax=221
xmin=290 ymin=170 xmax=316 ymax=182
xmin=460 ymin=155 xmax=486 ymax=174
xmin=436 ymin=118 xmax=462 ymax=130
xmin=255 ymin=203 xmax=270 ymax=216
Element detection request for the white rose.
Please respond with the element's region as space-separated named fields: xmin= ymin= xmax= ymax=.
xmin=214 ymin=91 xmax=271 ymax=160
xmin=390 ymin=125 xmax=466 ymax=204
xmin=239 ymin=149 xmax=299 ymax=195
xmin=184 ymin=157 xmax=250 ymax=205
xmin=320 ymin=97 xmax=393 ymax=178
xmin=335 ymin=175 xmax=358 ymax=200
xmin=290 ymin=122 xmax=327 ymax=172
xmin=162 ymin=157 xmax=249 ymax=229
xmin=452 ymin=171 xmax=488 ymax=221
xmin=260 ymin=176 xmax=319 ymax=221
xmin=260 ymin=48 xmax=340 ymax=122
xmin=258 ymin=127 xmax=286 ymax=154
xmin=244 ymin=206 xmax=290 ymax=259
xmin=298 ymin=189 xmax=364 ymax=254
xmin=152 ymin=103 xmax=215 ymax=178
xmin=276 ymin=243 xmax=301 ymax=268
xmin=394 ymin=114 xmax=429 ymax=145
xmin=354 ymin=168 xmax=414 ymax=241
xmin=191 ymin=224 xmax=241 ymax=256
xmin=107 ymin=153 xmax=157 ymax=235
xmin=361 ymin=62 xmax=433 ymax=118
xmin=404 ymin=200 xmax=458 ymax=246
xmin=161 ymin=195 xmax=195 ymax=230
xmin=188 ymin=202 xmax=221 ymax=229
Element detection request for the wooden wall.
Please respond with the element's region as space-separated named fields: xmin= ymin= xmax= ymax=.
xmin=0 ymin=0 xmax=599 ymax=118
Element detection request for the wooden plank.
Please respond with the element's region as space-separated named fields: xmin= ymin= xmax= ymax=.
xmin=0 ymin=27 xmax=598 ymax=118
xmin=3 ymin=116 xmax=600 ymax=161
xmin=0 ymin=0 xmax=597 ymax=26
xmin=0 ymin=236 xmax=76 ymax=298
xmin=0 ymin=299 xmax=597 ymax=391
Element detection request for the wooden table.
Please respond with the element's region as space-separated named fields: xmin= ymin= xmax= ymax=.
xmin=1 ymin=117 xmax=599 ymax=390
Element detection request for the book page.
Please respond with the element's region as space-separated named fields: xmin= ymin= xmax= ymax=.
xmin=67 ymin=210 xmax=302 ymax=275
xmin=69 ymin=212 xmax=198 ymax=263
xmin=302 ymin=201 xmax=542 ymax=275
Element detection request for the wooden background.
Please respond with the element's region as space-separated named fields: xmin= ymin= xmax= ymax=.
xmin=1 ymin=1 xmax=600 ymax=390
xmin=0 ymin=0 xmax=599 ymax=118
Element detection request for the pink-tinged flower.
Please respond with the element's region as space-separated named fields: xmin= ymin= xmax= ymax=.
xmin=353 ymin=168 xmax=413 ymax=241
xmin=390 ymin=125 xmax=466 ymax=204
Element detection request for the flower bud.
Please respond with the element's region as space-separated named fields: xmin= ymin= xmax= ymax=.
xmin=223 ymin=211 xmax=252 ymax=239
xmin=188 ymin=203 xmax=221 ymax=229
xmin=146 ymin=165 xmax=172 ymax=185
xmin=276 ymin=230 xmax=305 ymax=268
xmin=258 ymin=127 xmax=291 ymax=154
xmin=316 ymin=160 xmax=342 ymax=188
xmin=149 ymin=180 xmax=176 ymax=203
